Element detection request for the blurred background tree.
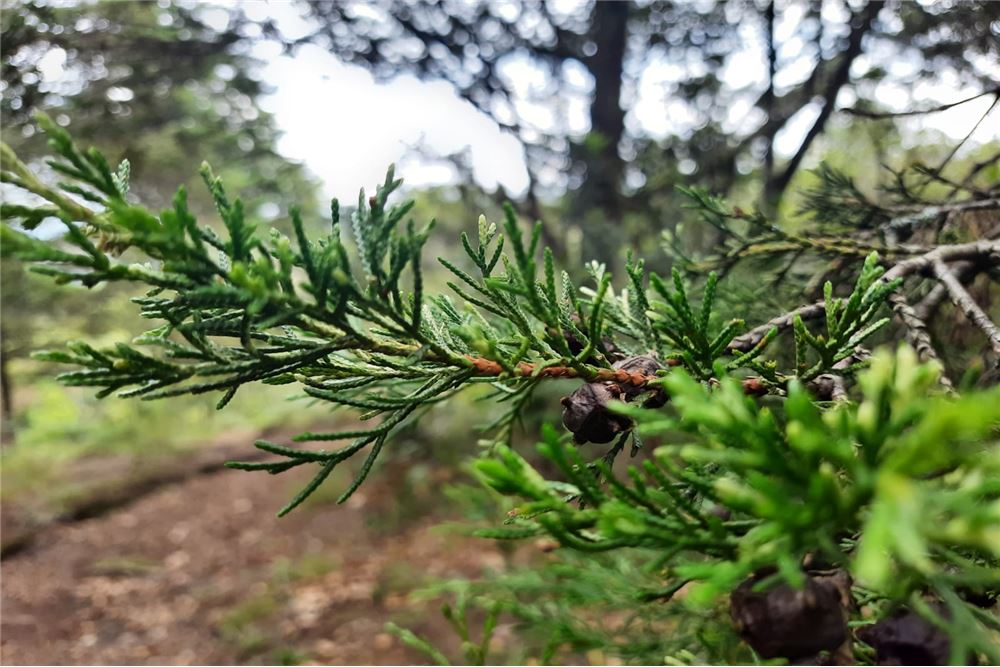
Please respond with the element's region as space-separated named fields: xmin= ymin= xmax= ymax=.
xmin=1 ymin=1 xmax=997 ymax=664
xmin=1 ymin=0 xmax=321 ymax=441
xmin=2 ymin=0 xmax=319 ymax=213
xmin=294 ymin=0 xmax=998 ymax=263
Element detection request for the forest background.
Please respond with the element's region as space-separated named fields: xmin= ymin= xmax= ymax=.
xmin=1 ymin=1 xmax=998 ymax=664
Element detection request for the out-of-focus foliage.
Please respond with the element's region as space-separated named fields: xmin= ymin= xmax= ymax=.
xmin=404 ymin=348 xmax=1000 ymax=665
xmin=1 ymin=0 xmax=322 ymax=446
xmin=289 ymin=0 xmax=999 ymax=264
xmin=394 ymin=545 xmax=749 ymax=665
xmin=1 ymin=0 xmax=318 ymax=216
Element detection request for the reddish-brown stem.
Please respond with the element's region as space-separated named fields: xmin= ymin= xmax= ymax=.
xmin=464 ymin=355 xmax=769 ymax=396
xmin=463 ymin=355 xmax=680 ymax=386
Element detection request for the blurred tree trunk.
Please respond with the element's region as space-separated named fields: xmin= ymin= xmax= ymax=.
xmin=761 ymin=1 xmax=777 ymax=205
xmin=584 ymin=1 xmax=628 ymax=216
xmin=762 ymin=0 xmax=882 ymax=210
xmin=574 ymin=1 xmax=630 ymax=266
xmin=1 ymin=325 xmax=14 ymax=444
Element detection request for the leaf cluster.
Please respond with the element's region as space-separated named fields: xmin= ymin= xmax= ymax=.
xmin=0 ymin=116 xmax=909 ymax=513
xmin=475 ymin=347 xmax=1000 ymax=662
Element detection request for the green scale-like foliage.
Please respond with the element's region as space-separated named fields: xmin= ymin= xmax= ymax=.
xmin=2 ymin=115 xmax=998 ymax=664
xmin=475 ymin=347 xmax=1000 ymax=661
xmin=2 ymin=114 xmax=902 ymax=514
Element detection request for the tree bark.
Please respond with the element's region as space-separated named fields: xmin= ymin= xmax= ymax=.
xmin=584 ymin=1 xmax=628 ymax=210
xmin=764 ymin=1 xmax=883 ymax=209
xmin=573 ymin=0 xmax=630 ymax=265
xmin=761 ymin=1 xmax=777 ymax=193
xmin=1 ymin=325 xmax=14 ymax=444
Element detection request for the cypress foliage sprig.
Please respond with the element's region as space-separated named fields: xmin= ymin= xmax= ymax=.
xmin=4 ymin=113 xmax=998 ymax=666
xmin=2 ymin=115 xmax=904 ymax=512
xmin=474 ymin=347 xmax=1000 ymax=662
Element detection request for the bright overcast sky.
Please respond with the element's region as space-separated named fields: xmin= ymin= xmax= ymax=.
xmin=230 ymin=1 xmax=998 ymax=203
xmin=256 ymin=42 xmax=532 ymax=201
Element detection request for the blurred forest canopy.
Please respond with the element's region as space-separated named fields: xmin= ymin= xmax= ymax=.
xmin=1 ymin=0 xmax=998 ymax=475
xmin=1 ymin=2 xmax=999 ymax=664
xmin=4 ymin=1 xmax=999 ymax=259
xmin=297 ymin=0 xmax=1000 ymax=262
xmin=1 ymin=0 xmax=323 ymax=453
xmin=1 ymin=0 xmax=319 ymax=214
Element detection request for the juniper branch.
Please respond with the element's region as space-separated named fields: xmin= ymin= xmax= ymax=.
xmin=931 ymin=259 xmax=1000 ymax=354
xmin=730 ymin=240 xmax=1000 ymax=352
xmin=0 ymin=116 xmax=931 ymax=512
xmin=887 ymin=291 xmax=954 ymax=392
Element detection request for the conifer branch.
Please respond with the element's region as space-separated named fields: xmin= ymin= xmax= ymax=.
xmin=842 ymin=85 xmax=1000 ymax=119
xmin=4 ymin=113 xmax=999 ymax=666
xmin=931 ymin=259 xmax=1000 ymax=354
xmin=887 ymin=291 xmax=954 ymax=392
xmin=0 ymin=115 xmax=927 ymax=510
xmin=730 ymin=240 xmax=1000 ymax=352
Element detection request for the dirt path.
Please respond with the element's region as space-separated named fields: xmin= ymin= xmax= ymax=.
xmin=1 ymin=452 xmax=512 ymax=665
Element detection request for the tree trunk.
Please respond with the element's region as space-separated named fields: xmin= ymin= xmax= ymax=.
xmin=763 ymin=0 xmax=882 ymax=209
xmin=573 ymin=0 xmax=629 ymax=266
xmin=761 ymin=1 xmax=777 ymax=201
xmin=585 ymin=1 xmax=628 ymax=212
xmin=1 ymin=325 xmax=14 ymax=445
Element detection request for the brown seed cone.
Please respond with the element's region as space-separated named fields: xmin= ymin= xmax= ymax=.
xmin=560 ymin=355 xmax=666 ymax=444
xmin=855 ymin=605 xmax=954 ymax=666
xmin=730 ymin=570 xmax=851 ymax=662
xmin=560 ymin=382 xmax=631 ymax=444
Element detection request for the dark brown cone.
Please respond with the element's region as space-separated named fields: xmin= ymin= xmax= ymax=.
xmin=730 ymin=571 xmax=850 ymax=661
xmin=855 ymin=606 xmax=953 ymax=666
xmin=612 ymin=355 xmax=666 ymax=406
xmin=560 ymin=355 xmax=666 ymax=444
xmin=560 ymin=382 xmax=631 ymax=444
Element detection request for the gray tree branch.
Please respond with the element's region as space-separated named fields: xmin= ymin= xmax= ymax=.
xmin=729 ymin=240 xmax=1000 ymax=352
xmin=931 ymin=259 xmax=1000 ymax=354
xmin=887 ymin=291 xmax=954 ymax=391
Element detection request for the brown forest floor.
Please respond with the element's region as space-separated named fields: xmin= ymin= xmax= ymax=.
xmin=1 ymin=431 xmax=519 ymax=665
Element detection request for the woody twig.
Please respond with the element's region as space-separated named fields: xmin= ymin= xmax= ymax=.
xmin=931 ymin=259 xmax=1000 ymax=354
